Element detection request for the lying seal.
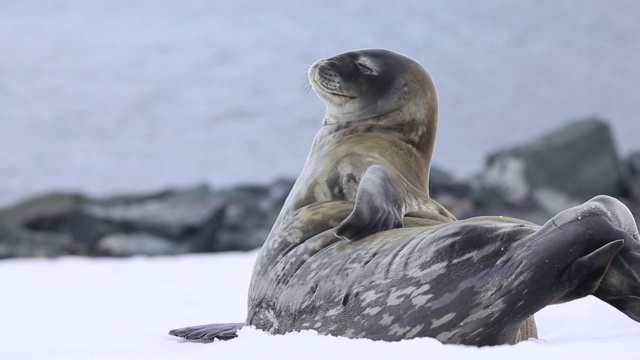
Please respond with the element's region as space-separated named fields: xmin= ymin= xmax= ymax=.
xmin=170 ymin=49 xmax=640 ymax=346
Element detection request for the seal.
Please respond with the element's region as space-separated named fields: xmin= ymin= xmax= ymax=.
xmin=170 ymin=49 xmax=640 ymax=346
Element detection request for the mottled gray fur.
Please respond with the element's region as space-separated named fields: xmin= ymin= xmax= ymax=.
xmin=170 ymin=49 xmax=640 ymax=346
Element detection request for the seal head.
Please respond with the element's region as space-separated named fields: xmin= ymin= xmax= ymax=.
xmin=309 ymin=49 xmax=438 ymax=152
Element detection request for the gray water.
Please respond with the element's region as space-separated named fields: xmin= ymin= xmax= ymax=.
xmin=1 ymin=0 xmax=638 ymax=207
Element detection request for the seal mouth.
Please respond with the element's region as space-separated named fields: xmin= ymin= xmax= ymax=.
xmin=312 ymin=81 xmax=357 ymax=101
xmin=327 ymin=91 xmax=356 ymax=100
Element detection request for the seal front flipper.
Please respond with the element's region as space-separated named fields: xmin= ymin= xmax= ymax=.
xmin=335 ymin=165 xmax=404 ymax=241
xmin=169 ymin=323 xmax=244 ymax=341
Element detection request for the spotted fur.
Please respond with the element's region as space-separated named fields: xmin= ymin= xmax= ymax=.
xmin=170 ymin=49 xmax=640 ymax=346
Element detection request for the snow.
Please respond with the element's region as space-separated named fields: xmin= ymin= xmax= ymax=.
xmin=1 ymin=251 xmax=639 ymax=359
xmin=1 ymin=0 xmax=639 ymax=207
xmin=2 ymin=1 xmax=640 ymax=358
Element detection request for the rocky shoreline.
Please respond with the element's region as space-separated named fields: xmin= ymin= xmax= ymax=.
xmin=2 ymin=117 xmax=639 ymax=259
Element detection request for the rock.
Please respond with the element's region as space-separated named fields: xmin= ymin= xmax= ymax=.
xmin=0 ymin=120 xmax=632 ymax=259
xmin=194 ymin=179 xmax=294 ymax=252
xmin=0 ymin=193 xmax=86 ymax=258
xmin=625 ymin=180 xmax=640 ymax=204
xmin=82 ymin=185 xmax=223 ymax=240
xmin=428 ymin=166 xmax=474 ymax=219
xmin=80 ymin=180 xmax=293 ymax=253
xmin=478 ymin=118 xmax=625 ymax=208
xmin=96 ymin=233 xmax=182 ymax=257
xmin=629 ymin=151 xmax=640 ymax=177
xmin=0 ymin=226 xmax=73 ymax=258
xmin=0 ymin=180 xmax=294 ymax=258
xmin=58 ymin=210 xmax=121 ymax=255
xmin=429 ymin=166 xmax=471 ymax=198
xmin=531 ymin=187 xmax=580 ymax=215
xmin=0 ymin=193 xmax=86 ymax=228
xmin=625 ymin=151 xmax=640 ymax=204
xmin=433 ymin=194 xmax=476 ymax=219
xmin=185 ymin=185 xmax=269 ymax=252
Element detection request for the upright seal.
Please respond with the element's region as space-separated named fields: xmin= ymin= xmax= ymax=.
xmin=170 ymin=49 xmax=640 ymax=346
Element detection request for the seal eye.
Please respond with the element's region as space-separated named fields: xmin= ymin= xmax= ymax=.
xmin=356 ymin=61 xmax=375 ymax=75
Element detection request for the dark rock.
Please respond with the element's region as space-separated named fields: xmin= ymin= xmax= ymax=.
xmin=429 ymin=166 xmax=471 ymax=198
xmin=428 ymin=166 xmax=474 ymax=219
xmin=0 ymin=226 xmax=73 ymax=258
xmin=96 ymin=233 xmax=182 ymax=257
xmin=59 ymin=210 xmax=120 ymax=255
xmin=478 ymin=118 xmax=625 ymax=208
xmin=197 ymin=178 xmax=294 ymax=252
xmin=629 ymin=151 xmax=640 ymax=177
xmin=625 ymin=151 xmax=640 ymax=204
xmin=257 ymin=178 xmax=295 ymax=213
xmin=0 ymin=180 xmax=294 ymax=259
xmin=185 ymin=185 xmax=270 ymax=252
xmin=0 ymin=193 xmax=87 ymax=258
xmin=0 ymin=193 xmax=86 ymax=228
xmin=4 ymin=118 xmax=630 ymax=260
xmin=626 ymin=180 xmax=640 ymax=204
xmin=82 ymin=185 xmax=223 ymax=240
xmin=78 ymin=180 xmax=293 ymax=253
xmin=433 ymin=194 xmax=476 ymax=219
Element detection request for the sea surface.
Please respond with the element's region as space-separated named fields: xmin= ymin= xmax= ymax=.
xmin=1 ymin=0 xmax=638 ymax=207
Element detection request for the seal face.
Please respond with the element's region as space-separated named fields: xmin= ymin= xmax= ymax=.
xmin=309 ymin=49 xmax=413 ymax=125
xmin=169 ymin=49 xmax=640 ymax=346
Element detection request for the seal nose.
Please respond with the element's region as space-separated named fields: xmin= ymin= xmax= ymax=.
xmin=323 ymin=57 xmax=340 ymax=65
xmin=311 ymin=61 xmax=342 ymax=92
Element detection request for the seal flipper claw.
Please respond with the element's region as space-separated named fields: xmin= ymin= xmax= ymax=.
xmin=169 ymin=323 xmax=244 ymax=341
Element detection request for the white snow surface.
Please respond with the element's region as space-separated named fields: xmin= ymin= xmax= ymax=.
xmin=1 ymin=251 xmax=640 ymax=360
xmin=2 ymin=1 xmax=640 ymax=358
xmin=1 ymin=0 xmax=639 ymax=207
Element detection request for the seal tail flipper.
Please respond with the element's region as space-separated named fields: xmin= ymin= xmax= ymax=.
xmin=169 ymin=323 xmax=244 ymax=341
xmin=603 ymin=296 xmax=640 ymax=322
xmin=556 ymin=239 xmax=624 ymax=303
xmin=594 ymin=250 xmax=640 ymax=323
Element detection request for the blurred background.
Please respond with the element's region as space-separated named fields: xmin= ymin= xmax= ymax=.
xmin=1 ymin=0 xmax=639 ymax=208
xmin=2 ymin=3 xmax=639 ymax=356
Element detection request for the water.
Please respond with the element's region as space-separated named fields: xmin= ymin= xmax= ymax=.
xmin=1 ymin=0 xmax=639 ymax=207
